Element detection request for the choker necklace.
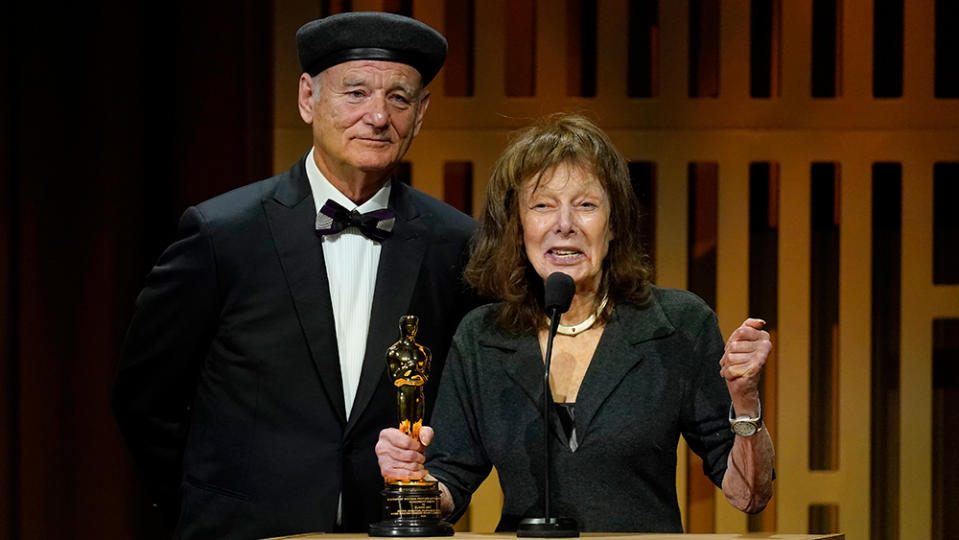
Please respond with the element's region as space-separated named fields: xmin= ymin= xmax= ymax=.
xmin=553 ymin=295 xmax=609 ymax=336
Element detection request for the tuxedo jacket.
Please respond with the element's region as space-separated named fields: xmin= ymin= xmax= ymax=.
xmin=113 ymin=156 xmax=478 ymax=539
xmin=426 ymin=288 xmax=735 ymax=532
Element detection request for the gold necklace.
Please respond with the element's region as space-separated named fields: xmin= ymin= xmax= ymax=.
xmin=553 ymin=295 xmax=609 ymax=336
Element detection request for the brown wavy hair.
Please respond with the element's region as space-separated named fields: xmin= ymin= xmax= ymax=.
xmin=464 ymin=113 xmax=653 ymax=333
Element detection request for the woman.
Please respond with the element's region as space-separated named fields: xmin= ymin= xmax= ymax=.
xmin=377 ymin=113 xmax=774 ymax=532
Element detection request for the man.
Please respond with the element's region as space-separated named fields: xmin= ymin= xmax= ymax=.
xmin=112 ymin=12 xmax=477 ymax=539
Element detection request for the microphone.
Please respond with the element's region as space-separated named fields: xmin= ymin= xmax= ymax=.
xmin=544 ymin=272 xmax=575 ymax=323
xmin=517 ymin=272 xmax=580 ymax=538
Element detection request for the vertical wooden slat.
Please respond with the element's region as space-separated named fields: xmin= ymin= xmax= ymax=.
xmin=903 ymin=0 xmax=935 ymax=100
xmin=898 ymin=156 xmax=934 ymax=540
xmin=657 ymin=157 xmax=690 ymax=529
xmin=714 ymin=159 xmax=750 ymax=533
xmin=844 ymin=0 xmax=872 ymax=100
xmin=505 ymin=0 xmax=536 ymax=96
xmin=776 ymin=155 xmax=812 ymax=532
xmin=660 ymin=0 xmax=689 ymax=102
xmin=838 ymin=158 xmax=872 ymax=539
xmin=535 ymin=0 xmax=565 ymax=100
xmin=719 ymin=1 xmax=749 ymax=99
xmin=598 ymin=0 xmax=630 ymax=99
xmin=780 ymin=0 xmax=813 ymax=101
xmin=473 ymin=0 xmax=506 ymax=100
xmin=656 ymin=157 xmax=690 ymax=291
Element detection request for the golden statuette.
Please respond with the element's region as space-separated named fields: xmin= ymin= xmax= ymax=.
xmin=370 ymin=315 xmax=453 ymax=537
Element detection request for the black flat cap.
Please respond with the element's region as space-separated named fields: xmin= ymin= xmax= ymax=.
xmin=297 ymin=12 xmax=447 ymax=85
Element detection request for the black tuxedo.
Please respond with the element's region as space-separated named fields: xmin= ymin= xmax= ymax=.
xmin=113 ymin=156 xmax=478 ymax=539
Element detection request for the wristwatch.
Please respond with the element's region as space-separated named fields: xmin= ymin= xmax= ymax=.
xmin=729 ymin=401 xmax=763 ymax=437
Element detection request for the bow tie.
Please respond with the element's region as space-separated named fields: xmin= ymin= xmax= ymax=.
xmin=315 ymin=199 xmax=396 ymax=242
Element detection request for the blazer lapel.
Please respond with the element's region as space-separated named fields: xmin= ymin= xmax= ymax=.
xmin=264 ymin=159 xmax=347 ymax=425
xmin=573 ymin=299 xmax=675 ymax=447
xmin=486 ymin=330 xmax=544 ymax=407
xmin=482 ymin=327 xmax=571 ymax=447
xmin=346 ymin=181 xmax=427 ymax=435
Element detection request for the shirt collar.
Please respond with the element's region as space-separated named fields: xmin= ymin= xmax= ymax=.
xmin=305 ymin=147 xmax=392 ymax=214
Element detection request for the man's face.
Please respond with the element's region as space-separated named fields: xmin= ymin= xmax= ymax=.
xmin=303 ymin=60 xmax=429 ymax=183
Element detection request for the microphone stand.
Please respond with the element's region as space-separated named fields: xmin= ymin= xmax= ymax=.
xmin=517 ymin=305 xmax=580 ymax=538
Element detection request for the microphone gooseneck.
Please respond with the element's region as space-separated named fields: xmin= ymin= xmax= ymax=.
xmin=518 ymin=272 xmax=580 ymax=538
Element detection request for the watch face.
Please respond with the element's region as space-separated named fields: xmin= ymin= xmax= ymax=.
xmin=732 ymin=421 xmax=758 ymax=437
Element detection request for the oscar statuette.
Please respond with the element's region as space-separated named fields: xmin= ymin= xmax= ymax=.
xmin=369 ymin=315 xmax=454 ymax=537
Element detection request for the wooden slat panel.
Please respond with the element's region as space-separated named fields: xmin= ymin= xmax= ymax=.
xmin=269 ymin=3 xmax=959 ymax=537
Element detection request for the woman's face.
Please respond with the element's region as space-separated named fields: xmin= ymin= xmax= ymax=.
xmin=519 ymin=162 xmax=613 ymax=293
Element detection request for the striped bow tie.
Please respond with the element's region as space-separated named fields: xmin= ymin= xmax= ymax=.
xmin=314 ymin=199 xmax=396 ymax=242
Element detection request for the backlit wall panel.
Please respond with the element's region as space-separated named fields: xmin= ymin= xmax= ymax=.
xmin=272 ymin=1 xmax=959 ymax=538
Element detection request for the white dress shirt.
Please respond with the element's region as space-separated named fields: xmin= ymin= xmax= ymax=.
xmin=304 ymin=148 xmax=391 ymax=420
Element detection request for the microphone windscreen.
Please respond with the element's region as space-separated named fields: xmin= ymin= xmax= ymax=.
xmin=544 ymin=272 xmax=576 ymax=314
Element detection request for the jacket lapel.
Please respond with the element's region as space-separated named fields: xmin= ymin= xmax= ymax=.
xmin=485 ymin=330 xmax=545 ymax=408
xmin=481 ymin=326 xmax=571 ymax=447
xmin=573 ymin=298 xmax=675 ymax=446
xmin=346 ymin=181 xmax=427 ymax=435
xmin=264 ymin=158 xmax=347 ymax=425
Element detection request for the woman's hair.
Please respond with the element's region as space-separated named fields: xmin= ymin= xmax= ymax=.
xmin=464 ymin=113 xmax=653 ymax=332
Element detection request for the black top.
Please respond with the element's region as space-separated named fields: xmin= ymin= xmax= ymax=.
xmin=553 ymin=402 xmax=577 ymax=449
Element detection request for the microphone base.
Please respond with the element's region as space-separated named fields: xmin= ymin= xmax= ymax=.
xmin=516 ymin=517 xmax=580 ymax=538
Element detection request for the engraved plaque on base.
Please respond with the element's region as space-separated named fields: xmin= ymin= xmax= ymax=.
xmin=369 ymin=316 xmax=453 ymax=537
xmin=369 ymin=480 xmax=453 ymax=537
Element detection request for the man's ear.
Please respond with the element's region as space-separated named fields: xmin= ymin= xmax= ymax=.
xmin=411 ymin=90 xmax=431 ymax=138
xmin=297 ymin=73 xmax=315 ymax=124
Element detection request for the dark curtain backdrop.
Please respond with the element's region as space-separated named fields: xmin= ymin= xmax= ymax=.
xmin=1 ymin=1 xmax=273 ymax=538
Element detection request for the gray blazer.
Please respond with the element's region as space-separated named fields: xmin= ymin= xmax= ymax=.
xmin=426 ymin=287 xmax=734 ymax=533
